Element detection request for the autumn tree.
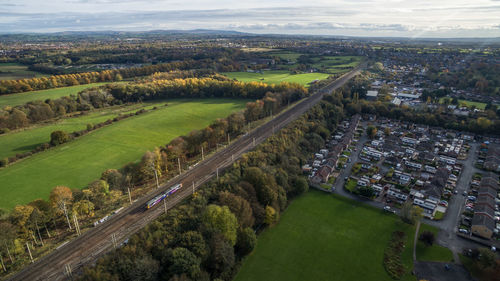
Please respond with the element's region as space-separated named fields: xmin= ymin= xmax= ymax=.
xmin=202 ymin=205 xmax=238 ymax=246
xmin=49 ymin=186 xmax=73 ymax=230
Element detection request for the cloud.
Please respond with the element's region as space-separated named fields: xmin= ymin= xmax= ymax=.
xmin=1 ymin=2 xmax=499 ymax=37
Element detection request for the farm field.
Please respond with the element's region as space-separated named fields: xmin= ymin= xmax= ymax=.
xmin=0 ymin=63 xmax=48 ymax=80
xmin=0 ymin=82 xmax=124 ymax=108
xmin=0 ymin=102 xmax=162 ymax=159
xmin=270 ymin=51 xmax=302 ymax=63
xmin=311 ymin=56 xmax=363 ymax=73
xmin=0 ymin=98 xmax=247 ymax=210
xmin=222 ymin=70 xmax=330 ymax=87
xmin=235 ymin=190 xmax=417 ymax=281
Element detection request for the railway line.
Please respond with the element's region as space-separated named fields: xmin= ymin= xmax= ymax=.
xmin=8 ymin=64 xmax=364 ymax=281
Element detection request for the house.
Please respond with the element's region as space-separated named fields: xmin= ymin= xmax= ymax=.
xmin=312 ymin=166 xmax=332 ymax=183
xmin=387 ymin=187 xmax=408 ymax=201
xmin=476 ymin=195 xmax=497 ymax=210
xmin=471 ymin=214 xmax=495 ymax=239
xmin=478 ymin=186 xmax=497 ymax=200
xmin=422 ymin=167 xmax=450 ymax=200
xmin=480 ymin=174 xmax=499 ymax=191
xmin=401 ymin=137 xmax=419 ymax=146
xmin=366 ymin=90 xmax=379 ymax=101
xmin=474 ymin=204 xmax=495 ymax=220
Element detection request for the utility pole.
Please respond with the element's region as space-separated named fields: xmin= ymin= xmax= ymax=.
xmin=4 ymin=242 xmax=13 ymax=263
xmin=232 ymin=154 xmax=234 ymax=161
xmin=163 ymin=199 xmax=167 ymax=214
xmin=0 ymin=255 xmax=6 ymax=272
xmin=178 ymin=157 xmax=181 ymax=175
xmin=192 ymin=181 xmax=195 ymax=194
xmin=253 ymin=137 xmax=255 ymax=146
xmin=111 ymin=233 xmax=117 ymax=249
xmin=26 ymin=242 xmax=33 ymax=263
xmin=64 ymin=264 xmax=73 ymax=279
xmin=201 ymin=146 xmax=204 ymax=160
xmin=73 ymin=214 xmax=81 ymax=236
xmin=150 ymin=162 xmax=159 ymax=189
xmin=227 ymin=133 xmax=230 ymax=144
xmin=216 ymin=167 xmax=219 ymax=180
xmin=127 ymin=187 xmax=132 ymax=204
xmin=272 ymin=125 xmax=275 ymax=134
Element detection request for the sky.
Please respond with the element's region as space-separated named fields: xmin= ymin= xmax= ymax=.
xmin=1 ymin=0 xmax=500 ymax=38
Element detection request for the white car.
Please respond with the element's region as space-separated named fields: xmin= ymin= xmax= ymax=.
xmin=458 ymin=228 xmax=469 ymax=234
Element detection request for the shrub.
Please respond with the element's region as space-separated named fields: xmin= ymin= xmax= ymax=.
xmin=0 ymin=158 xmax=8 ymax=167
xmin=50 ymin=130 xmax=70 ymax=146
xmin=419 ymin=230 xmax=435 ymax=246
xmin=383 ymin=231 xmax=407 ymax=279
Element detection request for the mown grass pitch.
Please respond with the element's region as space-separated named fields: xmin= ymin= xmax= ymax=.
xmin=0 ymin=99 xmax=247 ymax=210
xmin=0 ymin=82 xmax=125 ymax=108
xmin=235 ymin=190 xmax=417 ymax=281
xmin=222 ymin=70 xmax=330 ymax=87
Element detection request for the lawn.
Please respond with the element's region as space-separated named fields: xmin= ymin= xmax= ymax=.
xmin=310 ymin=56 xmax=363 ymax=74
xmin=0 ymin=82 xmax=124 ymax=108
xmin=0 ymin=102 xmax=162 ymax=160
xmin=438 ymin=98 xmax=487 ymax=110
xmin=0 ymin=98 xmax=247 ymax=210
xmin=416 ymin=224 xmax=453 ymax=262
xmin=345 ymin=179 xmax=358 ymax=193
xmin=270 ymin=51 xmax=302 ymax=63
xmin=235 ymin=190 xmax=416 ymax=281
xmin=222 ymin=70 xmax=330 ymax=87
xmin=0 ymin=63 xmax=47 ymax=81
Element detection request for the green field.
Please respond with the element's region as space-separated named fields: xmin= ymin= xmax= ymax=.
xmin=270 ymin=52 xmax=302 ymax=63
xmin=0 ymin=63 xmax=48 ymax=81
xmin=416 ymin=224 xmax=453 ymax=262
xmin=0 ymin=82 xmax=124 ymax=108
xmin=0 ymin=99 xmax=247 ymax=210
xmin=235 ymin=191 xmax=416 ymax=281
xmin=0 ymin=102 xmax=161 ymax=160
xmin=311 ymin=56 xmax=362 ymax=73
xmin=222 ymin=70 xmax=330 ymax=87
xmin=438 ymin=98 xmax=487 ymax=109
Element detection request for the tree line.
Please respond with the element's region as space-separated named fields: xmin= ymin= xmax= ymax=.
xmin=0 ymin=78 xmax=307 ymax=133
xmin=0 ymin=81 xmax=309 ymax=277
xmin=77 ymin=94 xmax=345 ymax=281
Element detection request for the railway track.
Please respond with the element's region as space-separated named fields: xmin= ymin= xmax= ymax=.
xmin=7 ymin=64 xmax=364 ymax=281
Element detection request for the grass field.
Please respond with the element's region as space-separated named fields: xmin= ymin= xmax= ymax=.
xmin=0 ymin=63 xmax=48 ymax=81
xmin=0 ymin=102 xmax=162 ymax=160
xmin=0 ymin=82 xmax=124 ymax=108
xmin=311 ymin=56 xmax=363 ymax=74
xmin=270 ymin=52 xmax=302 ymax=63
xmin=235 ymin=190 xmax=416 ymax=281
xmin=222 ymin=70 xmax=330 ymax=87
xmin=416 ymin=224 xmax=453 ymax=262
xmin=0 ymin=99 xmax=247 ymax=210
xmin=438 ymin=97 xmax=487 ymax=109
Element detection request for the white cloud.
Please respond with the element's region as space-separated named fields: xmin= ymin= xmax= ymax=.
xmin=1 ymin=0 xmax=499 ymax=37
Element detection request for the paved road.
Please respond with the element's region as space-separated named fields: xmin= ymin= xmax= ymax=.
xmin=6 ymin=65 xmax=366 ymax=281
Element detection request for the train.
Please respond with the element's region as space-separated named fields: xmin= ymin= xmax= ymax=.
xmin=146 ymin=183 xmax=182 ymax=209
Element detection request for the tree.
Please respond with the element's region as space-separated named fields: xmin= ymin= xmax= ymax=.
xmin=72 ymin=200 xmax=95 ymax=218
xmin=478 ymin=248 xmax=496 ymax=269
xmin=208 ymin=234 xmax=235 ymax=279
xmin=264 ymin=205 xmax=278 ymax=225
xmin=400 ymin=201 xmax=422 ymax=225
xmin=11 ymin=205 xmax=34 ymax=236
xmin=202 ymin=205 xmax=238 ymax=246
xmin=168 ymin=247 xmax=201 ymax=278
xmin=49 ymin=186 xmax=73 ymax=230
xmin=218 ymin=191 xmax=254 ymax=228
xmin=50 ymin=130 xmax=70 ymax=146
xmin=418 ymin=230 xmax=435 ymax=246
xmin=177 ymin=231 xmax=207 ymax=258
xmin=236 ymin=227 xmax=256 ymax=256
xmin=367 ymin=126 xmax=378 ymax=139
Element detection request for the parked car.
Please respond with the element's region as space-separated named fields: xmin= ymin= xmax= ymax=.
xmin=458 ymin=228 xmax=469 ymax=234
xmin=463 ymin=191 xmax=468 ymax=196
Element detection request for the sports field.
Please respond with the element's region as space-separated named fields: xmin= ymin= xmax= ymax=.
xmin=235 ymin=190 xmax=417 ymax=281
xmin=0 ymin=102 xmax=161 ymax=160
xmin=0 ymin=63 xmax=47 ymax=81
xmin=0 ymin=82 xmax=123 ymax=108
xmin=0 ymin=99 xmax=247 ymax=210
xmin=222 ymin=70 xmax=329 ymax=87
